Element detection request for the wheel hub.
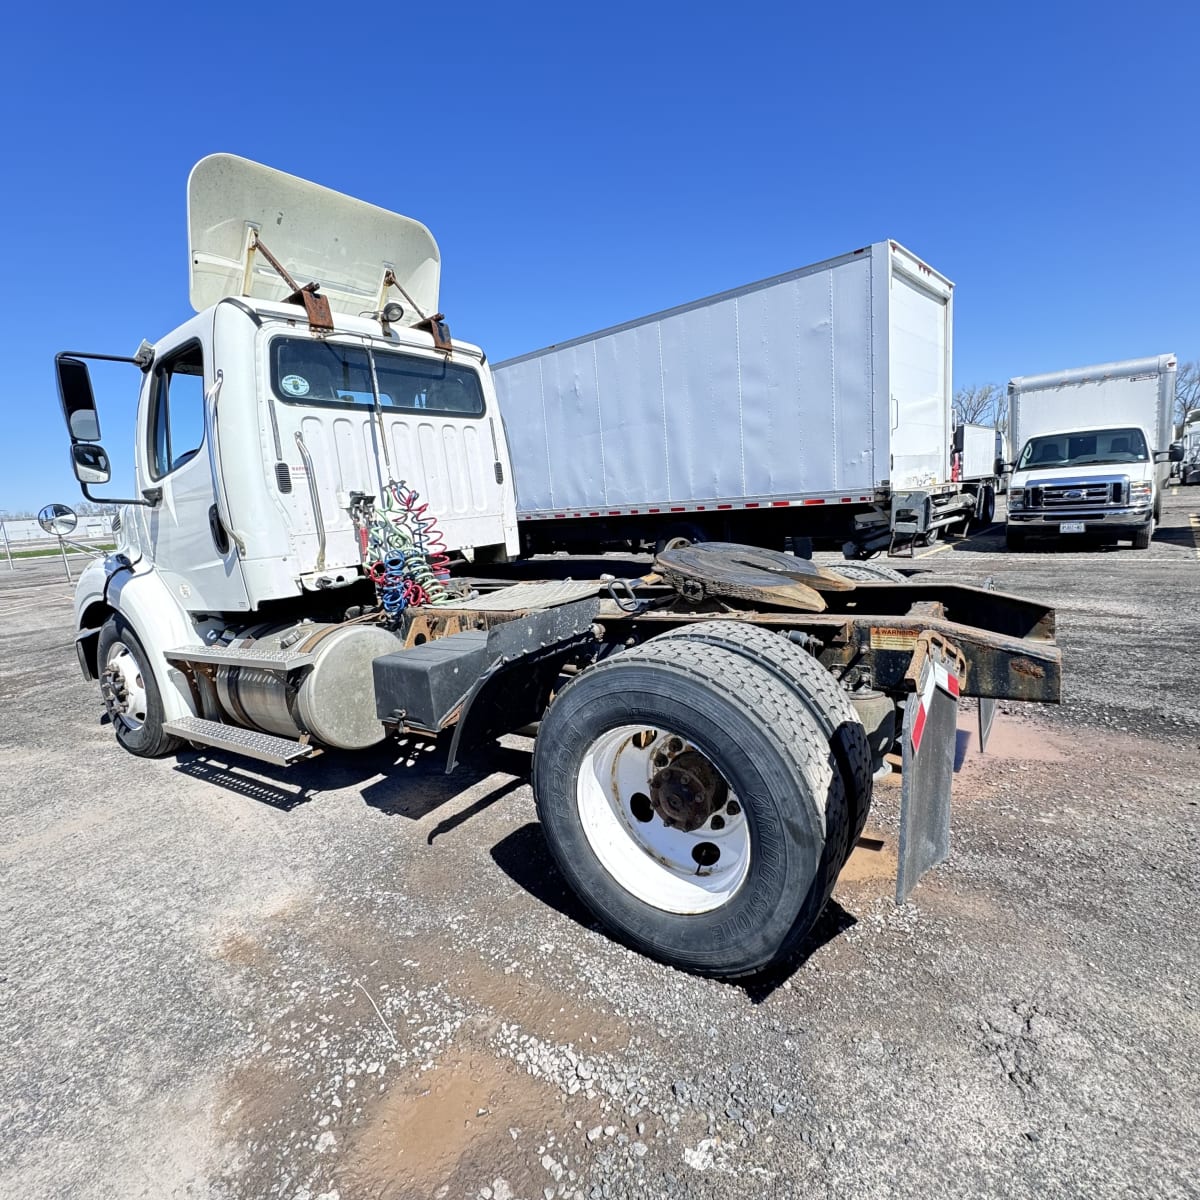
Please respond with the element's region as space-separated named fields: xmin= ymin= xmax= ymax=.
xmin=101 ymin=643 xmax=148 ymax=731
xmin=649 ymin=750 xmax=728 ymax=831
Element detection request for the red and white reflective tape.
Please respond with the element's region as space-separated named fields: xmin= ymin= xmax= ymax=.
xmin=910 ymin=658 xmax=961 ymax=754
xmin=518 ymin=494 xmax=877 ymax=520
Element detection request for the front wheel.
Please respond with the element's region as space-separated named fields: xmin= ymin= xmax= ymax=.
xmin=97 ymin=617 xmax=183 ymax=758
xmin=1131 ymin=518 xmax=1153 ymax=550
xmin=1005 ymin=526 xmax=1028 ymax=552
xmin=532 ymin=639 xmax=848 ymax=977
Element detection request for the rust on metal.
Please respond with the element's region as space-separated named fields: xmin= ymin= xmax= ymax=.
xmin=654 ymin=543 xmax=833 ymax=612
xmin=1009 ymin=657 xmax=1046 ymax=680
xmin=250 ymin=233 xmax=334 ymax=332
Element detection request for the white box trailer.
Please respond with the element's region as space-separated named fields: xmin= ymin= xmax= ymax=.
xmin=494 ymin=241 xmax=973 ymax=556
xmin=952 ymin=422 xmax=1002 ymax=523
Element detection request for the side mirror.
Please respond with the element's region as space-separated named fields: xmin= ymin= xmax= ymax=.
xmin=56 ymin=355 xmax=102 ymax=442
xmin=1168 ymin=441 xmax=1184 ymax=463
xmin=37 ymin=503 xmax=78 ymax=537
xmin=71 ymin=443 xmax=111 ymax=485
xmin=993 ymin=457 xmax=1007 ymax=477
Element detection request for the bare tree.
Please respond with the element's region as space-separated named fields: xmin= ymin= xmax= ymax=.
xmin=1175 ymin=360 xmax=1200 ymax=434
xmin=953 ymin=383 xmax=1007 ymax=429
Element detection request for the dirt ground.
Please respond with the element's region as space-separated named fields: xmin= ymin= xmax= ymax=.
xmin=2 ymin=490 xmax=1198 ymax=1200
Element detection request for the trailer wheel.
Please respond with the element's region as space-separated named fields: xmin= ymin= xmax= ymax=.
xmin=532 ymin=640 xmax=848 ymax=977
xmin=823 ymin=561 xmax=908 ymax=584
xmin=977 ymin=485 xmax=996 ymax=526
xmin=653 ymin=524 xmax=707 ymax=554
xmin=97 ymin=617 xmax=183 ymax=758
xmin=653 ymin=621 xmax=873 ymax=845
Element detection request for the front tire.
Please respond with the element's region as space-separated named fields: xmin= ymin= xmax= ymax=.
xmin=1005 ymin=526 xmax=1028 ymax=551
xmin=532 ymin=639 xmax=849 ymax=977
xmin=97 ymin=617 xmax=183 ymax=758
xmin=1131 ymin=518 xmax=1153 ymax=550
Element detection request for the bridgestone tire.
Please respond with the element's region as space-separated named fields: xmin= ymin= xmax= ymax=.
xmin=654 ymin=621 xmax=873 ymax=847
xmin=1005 ymin=527 xmax=1028 ymax=552
xmin=97 ymin=617 xmax=183 ymax=759
xmin=1132 ymin=519 xmax=1153 ymax=550
xmin=823 ymin=561 xmax=908 ymax=584
xmin=532 ymin=640 xmax=850 ymax=977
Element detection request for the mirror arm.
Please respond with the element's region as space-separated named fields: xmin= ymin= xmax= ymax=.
xmin=79 ymin=482 xmax=159 ymax=507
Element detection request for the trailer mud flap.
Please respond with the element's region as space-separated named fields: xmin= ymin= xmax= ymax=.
xmin=896 ymin=642 xmax=961 ymax=904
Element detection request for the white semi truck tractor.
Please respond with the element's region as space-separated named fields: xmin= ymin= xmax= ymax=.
xmin=54 ymin=155 xmax=1063 ymax=977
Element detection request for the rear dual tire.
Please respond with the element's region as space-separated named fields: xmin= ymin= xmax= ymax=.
xmin=533 ymin=637 xmax=854 ymax=977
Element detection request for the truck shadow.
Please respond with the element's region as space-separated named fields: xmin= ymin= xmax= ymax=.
xmin=171 ymin=735 xmax=533 ymax=820
xmin=489 ymin=821 xmax=857 ymax=1003
xmin=1151 ymin=525 xmax=1200 ymax=549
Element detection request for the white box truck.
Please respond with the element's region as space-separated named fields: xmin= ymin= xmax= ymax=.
xmin=1181 ymin=408 xmax=1200 ymax=486
xmin=494 ymin=242 xmax=974 ymax=558
xmin=1005 ymin=356 xmax=1182 ymax=550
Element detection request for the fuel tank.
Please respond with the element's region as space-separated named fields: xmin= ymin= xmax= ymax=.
xmin=215 ymin=620 xmax=401 ymax=749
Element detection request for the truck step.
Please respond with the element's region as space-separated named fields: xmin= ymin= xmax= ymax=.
xmin=162 ymin=716 xmax=316 ymax=766
xmin=165 ymin=645 xmax=315 ymax=672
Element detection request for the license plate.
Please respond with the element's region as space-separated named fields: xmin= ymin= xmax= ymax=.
xmin=1060 ymin=521 xmax=1086 ymax=533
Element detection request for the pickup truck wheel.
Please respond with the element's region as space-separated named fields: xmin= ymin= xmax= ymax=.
xmin=1131 ymin=518 xmax=1153 ymax=550
xmin=97 ymin=617 xmax=183 ymax=758
xmin=654 ymin=621 xmax=873 ymax=846
xmin=1005 ymin=527 xmax=1028 ymax=551
xmin=532 ymin=639 xmax=848 ymax=977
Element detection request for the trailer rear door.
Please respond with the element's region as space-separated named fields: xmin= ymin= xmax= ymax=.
xmin=888 ymin=248 xmax=952 ymax=490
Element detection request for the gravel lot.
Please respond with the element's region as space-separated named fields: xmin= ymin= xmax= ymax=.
xmin=2 ymin=490 xmax=1198 ymax=1200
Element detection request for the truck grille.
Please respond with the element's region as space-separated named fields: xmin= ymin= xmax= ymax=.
xmin=1030 ymin=482 xmax=1121 ymax=507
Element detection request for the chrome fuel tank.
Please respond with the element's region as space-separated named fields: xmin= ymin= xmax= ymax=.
xmin=215 ymin=621 xmax=401 ymax=750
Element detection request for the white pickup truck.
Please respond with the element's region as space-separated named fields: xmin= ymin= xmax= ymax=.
xmin=1005 ymin=357 xmax=1183 ymax=551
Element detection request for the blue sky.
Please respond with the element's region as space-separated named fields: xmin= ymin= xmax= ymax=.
xmin=1 ymin=1 xmax=1195 ymax=513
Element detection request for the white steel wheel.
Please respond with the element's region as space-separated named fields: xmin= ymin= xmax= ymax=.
xmin=95 ymin=617 xmax=183 ymax=758
xmin=102 ymin=640 xmax=149 ymax=733
xmin=576 ymin=725 xmax=751 ymax=914
xmin=532 ymin=640 xmax=842 ymax=977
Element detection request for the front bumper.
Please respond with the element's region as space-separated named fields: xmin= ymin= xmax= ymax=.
xmin=1008 ymin=504 xmax=1151 ymax=529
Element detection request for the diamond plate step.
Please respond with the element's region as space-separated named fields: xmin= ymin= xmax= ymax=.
xmin=165 ymin=645 xmax=314 ymax=672
xmin=163 ymin=716 xmax=316 ymax=766
xmin=450 ymin=580 xmax=604 ymax=612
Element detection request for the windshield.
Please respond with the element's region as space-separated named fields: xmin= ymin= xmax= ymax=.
xmin=270 ymin=338 xmax=485 ymax=417
xmin=1016 ymin=427 xmax=1148 ymax=471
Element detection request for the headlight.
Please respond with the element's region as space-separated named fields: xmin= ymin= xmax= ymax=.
xmin=1130 ymin=481 xmax=1152 ymax=502
xmin=1009 ymin=487 xmax=1024 ymax=509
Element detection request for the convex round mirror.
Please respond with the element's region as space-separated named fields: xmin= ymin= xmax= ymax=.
xmin=38 ymin=503 xmax=78 ymax=536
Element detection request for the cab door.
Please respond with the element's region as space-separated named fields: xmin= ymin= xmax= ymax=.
xmin=133 ymin=325 xmax=250 ymax=613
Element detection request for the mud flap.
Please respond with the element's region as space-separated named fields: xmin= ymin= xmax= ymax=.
xmin=896 ymin=642 xmax=961 ymax=904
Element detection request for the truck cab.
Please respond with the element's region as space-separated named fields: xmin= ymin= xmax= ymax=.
xmin=57 ymin=154 xmax=519 ymax=747
xmin=1005 ymin=423 xmax=1165 ymax=549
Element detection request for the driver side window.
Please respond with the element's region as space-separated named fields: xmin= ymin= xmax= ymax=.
xmin=149 ymin=342 xmax=206 ymax=479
